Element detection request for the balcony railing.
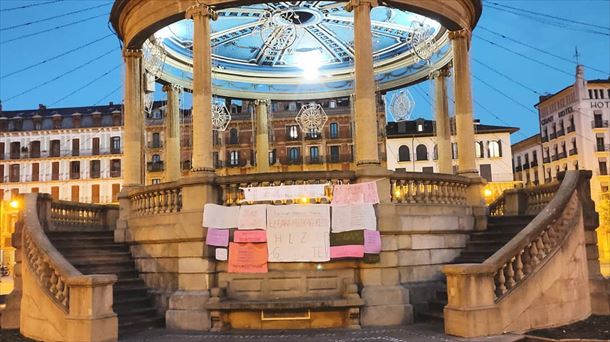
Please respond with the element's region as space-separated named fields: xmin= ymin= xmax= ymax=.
xmin=515 ymin=165 xmax=522 ymax=172
xmin=147 ymin=142 xmax=163 ymax=149
xmin=551 ymin=154 xmax=558 ymax=161
xmin=541 ymin=135 xmax=549 ymax=143
xmin=556 ymin=129 xmax=565 ymax=137
xmin=567 ymin=125 xmax=575 ymax=133
xmin=280 ymin=156 xmax=303 ymax=165
xmin=522 ymin=162 xmax=530 ymax=170
xmin=558 ymin=151 xmax=567 ymax=159
xmin=147 ymin=162 xmax=164 ymax=172
xmin=226 ymin=160 xmax=247 ymax=168
xmin=70 ymin=172 xmax=80 ymax=180
xmin=306 ymin=156 xmax=324 ymax=164
xmin=10 ymin=152 xmax=20 ymax=159
xmin=543 ymin=157 xmax=550 ymax=164
xmin=110 ymin=170 xmax=121 ymax=178
xmin=596 ymin=144 xmax=610 ymax=152
xmin=569 ymin=148 xmax=578 ymax=156
xmin=327 ymin=154 xmax=353 ymax=163
xmin=549 ymin=132 xmax=556 ymax=140
xmin=592 ymin=120 xmax=609 ymax=129
xmin=531 ymin=160 xmax=538 ymax=167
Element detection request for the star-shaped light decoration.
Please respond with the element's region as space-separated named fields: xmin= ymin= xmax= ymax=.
xmin=390 ymin=90 xmax=415 ymax=122
xmin=211 ymin=102 xmax=231 ymax=131
xmin=295 ymin=103 xmax=327 ymax=134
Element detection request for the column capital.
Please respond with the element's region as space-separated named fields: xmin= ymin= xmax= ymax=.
xmin=122 ymin=48 xmax=142 ymax=59
xmin=162 ymin=84 xmax=181 ymax=93
xmin=254 ymin=99 xmax=270 ymax=106
xmin=345 ymin=0 xmax=378 ymax=12
xmin=430 ymin=67 xmax=451 ymax=79
xmin=448 ymin=29 xmax=471 ymax=41
xmin=186 ymin=3 xmax=218 ymax=20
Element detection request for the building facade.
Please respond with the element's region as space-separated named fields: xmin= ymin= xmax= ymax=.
xmin=0 ymin=103 xmax=123 ymax=203
xmin=511 ymin=133 xmax=545 ymax=186
xmin=386 ymin=118 xmax=518 ymax=182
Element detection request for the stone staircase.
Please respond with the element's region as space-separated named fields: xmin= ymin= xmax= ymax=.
xmin=417 ymin=214 xmax=536 ymax=322
xmin=47 ymin=230 xmax=164 ymax=335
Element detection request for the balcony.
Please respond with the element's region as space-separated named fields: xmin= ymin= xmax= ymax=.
xmin=10 ymin=152 xmax=20 ymax=160
xmin=558 ymin=152 xmax=567 ymax=160
xmin=90 ymin=171 xmax=101 ymax=179
xmin=147 ymin=142 xmax=163 ymax=149
xmin=110 ymin=170 xmax=121 ymax=178
xmin=515 ymin=165 xmax=522 ymax=172
xmin=531 ymin=160 xmax=538 ymax=167
xmin=306 ymin=156 xmax=324 ymax=164
xmin=70 ymin=172 xmax=80 ymax=180
xmin=522 ymin=162 xmax=530 ymax=170
xmin=569 ymin=148 xmax=578 ymax=156
xmin=591 ymin=120 xmax=609 ymax=129
xmin=556 ymin=129 xmax=565 ymax=137
xmin=541 ymin=135 xmax=549 ymax=143
xmin=147 ymin=161 xmax=164 ymax=172
xmin=551 ymin=154 xmax=558 ymax=161
xmin=543 ymin=157 xmax=550 ymax=164
xmin=9 ymin=175 xmax=20 ymax=182
xmin=596 ymin=144 xmax=610 ymax=152
xmin=567 ymin=126 xmax=575 ymax=133
xmin=549 ymin=132 xmax=556 ymax=140
xmin=328 ymin=154 xmax=353 ymax=163
xmin=110 ymin=148 xmax=121 ymax=155
xmin=226 ymin=160 xmax=247 ymax=168
xmin=280 ymin=156 xmax=303 ymax=165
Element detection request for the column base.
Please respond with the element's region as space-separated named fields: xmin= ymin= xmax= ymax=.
xmin=166 ymin=291 xmax=211 ymax=331
xmin=360 ymin=285 xmax=413 ymax=326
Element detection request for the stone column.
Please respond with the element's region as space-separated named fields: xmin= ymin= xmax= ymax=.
xmin=163 ymin=84 xmax=182 ymax=182
xmin=432 ymin=67 xmax=452 ymax=174
xmin=122 ymin=48 xmax=144 ymax=186
xmin=187 ymin=4 xmax=216 ymax=173
xmin=255 ymin=99 xmax=270 ymax=173
xmin=348 ymin=0 xmax=380 ymax=168
xmin=449 ymin=29 xmax=477 ymax=176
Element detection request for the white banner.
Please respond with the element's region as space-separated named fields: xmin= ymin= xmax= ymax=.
xmin=331 ymin=204 xmax=377 ymax=232
xmin=238 ymin=204 xmax=267 ymax=230
xmin=241 ymin=184 xmax=327 ymax=202
xmin=202 ymin=204 xmax=240 ymax=228
xmin=266 ymin=204 xmax=330 ymax=230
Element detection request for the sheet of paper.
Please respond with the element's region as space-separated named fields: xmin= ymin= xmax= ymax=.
xmin=242 ymin=184 xmax=327 ymax=202
xmin=330 ymin=245 xmax=365 ymax=259
xmin=202 ymin=204 xmax=239 ymax=228
xmin=238 ymin=204 xmax=267 ymax=230
xmin=266 ymin=226 xmax=330 ymax=262
xmin=234 ymin=230 xmax=267 ymax=243
xmin=266 ymin=204 xmax=330 ymax=230
xmin=215 ymin=248 xmax=228 ymax=261
xmin=206 ymin=228 xmax=230 ymax=247
xmin=331 ymin=204 xmax=377 ymax=232
xmin=363 ymin=230 xmax=382 ymax=254
xmin=332 ymin=182 xmax=379 ymax=205
xmin=228 ymin=242 xmax=268 ymax=273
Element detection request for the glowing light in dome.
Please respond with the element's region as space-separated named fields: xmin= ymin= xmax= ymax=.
xmin=296 ymin=50 xmax=323 ymax=81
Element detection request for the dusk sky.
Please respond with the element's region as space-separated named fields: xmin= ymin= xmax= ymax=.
xmin=0 ymin=0 xmax=608 ymax=143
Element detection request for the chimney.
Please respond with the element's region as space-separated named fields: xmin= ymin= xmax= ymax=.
xmin=38 ymin=104 xmax=46 ymax=115
xmin=574 ymin=64 xmax=587 ymax=100
xmin=109 ymin=101 xmax=114 ymax=107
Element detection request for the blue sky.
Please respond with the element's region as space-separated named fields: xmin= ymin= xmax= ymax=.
xmin=0 ymin=0 xmax=608 ymax=143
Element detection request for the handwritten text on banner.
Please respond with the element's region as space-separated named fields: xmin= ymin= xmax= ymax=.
xmin=228 ymin=242 xmax=268 ymax=273
xmin=266 ymin=204 xmax=330 ymax=230
xmin=241 ymin=184 xmax=327 ymax=202
xmin=202 ymin=204 xmax=239 ymax=228
xmin=331 ymin=182 xmax=379 ymax=205
xmin=234 ymin=230 xmax=267 ymax=243
xmin=331 ymin=204 xmax=377 ymax=232
xmin=237 ymin=204 xmax=267 ymax=229
xmin=205 ymin=228 xmax=230 ymax=247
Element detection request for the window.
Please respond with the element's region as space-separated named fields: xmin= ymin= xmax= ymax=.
xmin=110 ymin=159 xmax=121 ymax=178
xmin=51 ymin=186 xmax=59 ymax=200
xmin=0 ymin=165 xmax=3 ymax=183
xmin=70 ymin=161 xmax=80 ymax=179
xmin=475 ymin=141 xmax=484 ymax=158
xmin=10 ymin=142 xmax=20 ymax=159
xmin=329 ymin=123 xmax=339 ymax=138
xmin=451 ymin=143 xmax=458 ymax=160
xmin=415 ymin=144 xmax=428 ymax=161
xmin=229 ymin=128 xmax=238 ymax=145
xmin=287 ymin=125 xmax=299 ymax=140
xmin=152 ymin=132 xmax=161 ymax=148
xmin=71 ymin=185 xmax=79 ymax=202
xmin=289 ymin=147 xmax=300 ymax=162
xmin=52 ymin=162 xmax=59 ymax=180
xmin=433 ymin=145 xmax=438 ymax=160
xmin=309 ymin=146 xmax=320 ymax=163
xmin=532 ymin=150 xmax=538 ymax=162
xmin=9 ymin=164 xmax=20 ymax=182
xmin=306 ymin=129 xmax=319 ymax=139
xmin=92 ymin=137 xmax=100 ymax=155
xmin=329 ymin=146 xmax=340 ymax=163
xmin=480 ymin=164 xmax=492 ymax=181
xmin=422 ymin=166 xmax=434 ymax=174
xmin=50 ymin=140 xmax=60 ymax=157
xmin=112 ymin=184 xmax=121 ymax=202
xmin=488 ymin=140 xmax=502 ymax=158
xmin=229 ymin=151 xmax=240 ymax=166
xmin=110 ymin=137 xmax=121 ymax=154
xmin=31 ymin=163 xmax=39 ymax=182
xmin=90 ymin=160 xmax=101 ymax=178
xmin=91 ymin=184 xmax=100 ymax=203
xmin=600 ymin=160 xmax=608 ymax=176
xmin=269 ymin=149 xmax=277 ymax=165
xmin=72 ymin=138 xmax=80 ymax=156
xmin=417 ymin=124 xmax=424 ymax=132
xmin=0 ymin=142 xmax=4 ymax=160
xmin=152 ymin=154 xmax=161 ymax=163
xmin=30 ymin=141 xmax=40 ymax=158
xmin=398 ymin=145 xmax=410 ymax=162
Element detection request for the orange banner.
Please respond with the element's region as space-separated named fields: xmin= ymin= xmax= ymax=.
xmin=228 ymin=242 xmax=268 ymax=273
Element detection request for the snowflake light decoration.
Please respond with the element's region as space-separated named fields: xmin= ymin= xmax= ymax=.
xmin=143 ymin=37 xmax=166 ymax=77
xmin=408 ymin=21 xmax=434 ymax=64
xmin=390 ymin=90 xmax=415 ymax=122
xmin=211 ymin=102 xmax=231 ymax=131
xmin=295 ymin=103 xmax=327 ymax=134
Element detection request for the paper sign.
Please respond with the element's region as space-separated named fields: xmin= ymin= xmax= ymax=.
xmin=330 ymin=230 xmax=364 ymax=246
xmin=331 ymin=204 xmax=377 ymax=232
xmin=206 ymin=228 xmax=230 ymax=247
xmin=266 ymin=226 xmax=330 ymax=262
xmin=330 ymin=245 xmax=365 ymax=259
xmin=228 ymin=242 xmax=268 ymax=273
xmin=234 ymin=230 xmax=267 ymax=243
xmin=202 ymin=204 xmax=239 ymax=228
xmin=266 ymin=204 xmax=330 ymax=230
xmin=242 ymin=184 xmax=327 ymax=202
xmin=215 ymin=248 xmax=228 ymax=261
xmin=332 ymin=182 xmax=379 ymax=205
xmin=238 ymin=204 xmax=267 ymax=230
xmin=364 ymin=230 xmax=381 ymax=254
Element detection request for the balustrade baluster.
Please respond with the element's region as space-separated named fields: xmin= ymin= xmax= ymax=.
xmin=506 ymin=258 xmax=516 ymax=288
xmin=515 ymin=251 xmax=525 ymax=281
xmin=496 ymin=265 xmax=507 ymax=296
xmin=530 ymin=242 xmax=540 ymax=266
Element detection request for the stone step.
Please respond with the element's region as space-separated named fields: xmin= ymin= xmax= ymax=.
xmin=63 ymin=254 xmax=133 ymax=265
xmin=118 ymin=316 xmax=165 ymax=335
xmin=114 ymin=277 xmax=147 ymax=290
xmin=469 ymin=231 xmax=519 ymax=241
xmin=51 ymin=241 xmax=126 ymax=250
xmin=487 ymin=215 xmax=535 ymax=224
xmin=114 ymin=296 xmax=156 ymax=313
xmin=416 ymin=308 xmax=444 ymax=322
xmin=59 ymin=250 xmax=132 ymax=260
xmin=117 ymin=307 xmax=159 ymax=321
xmin=48 ymin=235 xmax=116 ymax=243
xmin=71 ymin=259 xmax=134 ymax=268
xmin=46 ymin=230 xmax=114 ymax=238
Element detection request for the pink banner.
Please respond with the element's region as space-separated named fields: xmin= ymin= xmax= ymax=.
xmin=364 ymin=230 xmax=381 ymax=254
xmin=228 ymin=242 xmax=268 ymax=273
xmin=330 ymin=245 xmax=365 ymax=259
xmin=332 ymin=182 xmax=379 ymax=205
xmin=206 ymin=228 xmax=230 ymax=247
xmin=234 ymin=230 xmax=267 ymax=243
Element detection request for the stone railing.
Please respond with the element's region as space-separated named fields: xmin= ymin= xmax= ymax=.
xmin=487 ymin=195 xmax=505 ymax=216
xmin=19 ymin=193 xmax=117 ymax=341
xmin=443 ymin=171 xmax=597 ymax=337
xmin=486 ymin=181 xmax=560 ymax=217
xmin=215 ymin=170 xmax=355 ymax=206
xmin=524 ymin=182 xmax=560 ymax=214
xmin=128 ymin=182 xmax=183 ymax=216
xmin=389 ymin=172 xmax=470 ymax=205
xmin=49 ymin=200 xmax=113 ymax=229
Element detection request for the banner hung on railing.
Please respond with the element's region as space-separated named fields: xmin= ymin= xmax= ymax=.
xmin=240 ymin=183 xmax=327 ymax=202
xmin=331 ymin=181 xmax=379 ymax=205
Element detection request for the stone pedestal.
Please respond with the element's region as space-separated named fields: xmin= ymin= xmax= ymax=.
xmin=166 ymin=291 xmax=211 ymax=331
xmin=360 ymin=285 xmax=413 ymax=326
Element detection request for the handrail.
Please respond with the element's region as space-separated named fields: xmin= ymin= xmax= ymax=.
xmin=49 ymin=198 xmax=117 ymax=229
xmin=390 ymin=171 xmax=471 ymax=205
xmin=444 ymin=171 xmax=581 ymax=301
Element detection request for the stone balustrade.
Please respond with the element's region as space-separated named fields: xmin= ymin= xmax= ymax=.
xmin=487 ymin=195 xmax=505 ymax=216
xmin=390 ymin=172 xmax=470 ymax=205
xmin=442 ymin=171 xmax=597 ymax=337
xmin=50 ymin=200 xmax=108 ymax=229
xmin=524 ymin=182 xmax=560 ymax=214
xmin=128 ymin=183 xmax=183 ymax=215
xmin=215 ymin=170 xmax=355 ymax=206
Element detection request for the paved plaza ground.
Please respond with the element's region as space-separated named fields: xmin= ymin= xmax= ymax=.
xmin=118 ymin=324 xmax=523 ymax=342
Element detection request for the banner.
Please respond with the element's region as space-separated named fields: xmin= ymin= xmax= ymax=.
xmin=202 ymin=204 xmax=239 ymax=228
xmin=234 ymin=230 xmax=267 ymax=243
xmin=228 ymin=242 xmax=268 ymax=273
xmin=330 ymin=245 xmax=365 ymax=259
xmin=205 ymin=228 xmax=230 ymax=247
xmin=267 ymin=204 xmax=330 ymax=230
xmin=364 ymin=230 xmax=382 ymax=254
xmin=331 ymin=182 xmax=379 ymax=205
xmin=331 ymin=204 xmax=377 ymax=232
xmin=241 ymin=184 xmax=327 ymax=202
xmin=238 ymin=204 xmax=267 ymax=230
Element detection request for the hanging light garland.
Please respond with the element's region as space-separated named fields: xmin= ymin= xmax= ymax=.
xmin=295 ymin=103 xmax=328 ymax=134
xmin=389 ymin=90 xmax=415 ymax=122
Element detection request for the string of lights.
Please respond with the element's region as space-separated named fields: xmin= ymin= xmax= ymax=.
xmin=51 ymin=64 xmax=122 ymax=106
xmin=0 ymin=3 xmax=111 ymax=31
xmin=0 ymin=0 xmax=62 ymax=13
xmin=477 ymin=26 xmax=609 ymax=76
xmin=3 ymin=48 xmax=118 ymax=103
xmin=0 ymin=33 xmax=114 ymax=80
xmin=0 ymin=12 xmax=109 ymax=45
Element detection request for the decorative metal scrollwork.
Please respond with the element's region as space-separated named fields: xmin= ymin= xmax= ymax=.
xmin=212 ymin=102 xmax=231 ymax=131
xmin=258 ymin=9 xmax=301 ymax=51
xmin=295 ymin=103 xmax=327 ymax=134
xmin=408 ymin=21 xmax=434 ymax=64
xmin=389 ymin=90 xmax=415 ymax=122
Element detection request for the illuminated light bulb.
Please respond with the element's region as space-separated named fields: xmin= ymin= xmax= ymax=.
xmin=9 ymin=200 xmax=19 ymax=209
xmin=316 ymin=264 xmax=323 ymax=270
xmin=296 ymin=50 xmax=323 ymax=81
xmin=394 ymin=189 xmax=402 ymax=198
xmin=483 ymin=189 xmax=493 ymax=197
xmin=300 ymin=197 xmax=309 ymax=204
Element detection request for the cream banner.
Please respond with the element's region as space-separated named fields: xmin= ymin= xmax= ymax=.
xmin=331 ymin=204 xmax=377 ymax=232
xmin=266 ymin=204 xmax=330 ymax=230
xmin=241 ymin=184 xmax=327 ymax=202
xmin=202 ymin=204 xmax=240 ymax=228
